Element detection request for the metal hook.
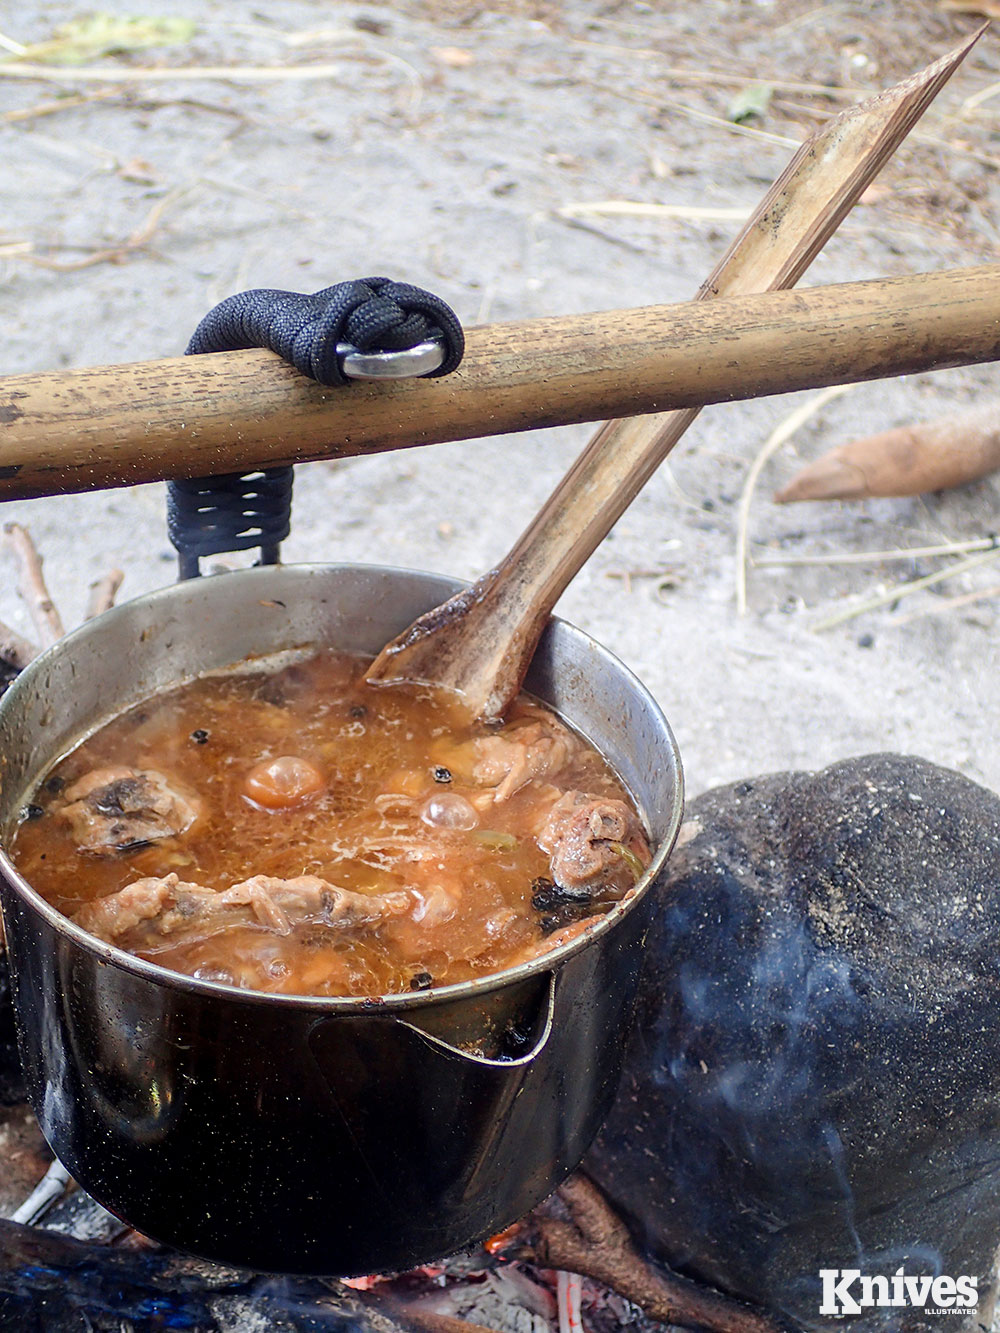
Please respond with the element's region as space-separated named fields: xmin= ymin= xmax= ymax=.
xmin=336 ymin=338 xmax=445 ymax=381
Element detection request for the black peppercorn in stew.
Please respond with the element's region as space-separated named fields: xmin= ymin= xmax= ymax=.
xmin=9 ymin=650 xmax=651 ymax=996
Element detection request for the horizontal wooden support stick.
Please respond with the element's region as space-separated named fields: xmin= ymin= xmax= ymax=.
xmin=2 ymin=263 xmax=999 ymax=501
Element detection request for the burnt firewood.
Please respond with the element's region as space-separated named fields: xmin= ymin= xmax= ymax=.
xmin=586 ymin=754 xmax=1000 ymax=1332
xmin=510 ymin=1174 xmax=785 ymax=1333
xmin=0 ymin=1218 xmax=431 ymax=1332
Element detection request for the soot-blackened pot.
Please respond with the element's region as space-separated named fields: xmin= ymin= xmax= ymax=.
xmin=0 ymin=565 xmax=682 ymax=1275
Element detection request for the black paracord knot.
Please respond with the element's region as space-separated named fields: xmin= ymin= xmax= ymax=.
xmin=168 ymin=277 xmax=464 ymax=577
xmin=185 ymin=276 xmax=464 ymax=387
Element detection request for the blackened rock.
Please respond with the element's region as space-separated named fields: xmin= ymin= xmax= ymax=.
xmin=587 ymin=754 xmax=1000 ymax=1333
xmin=0 ymin=1219 xmax=420 ymax=1331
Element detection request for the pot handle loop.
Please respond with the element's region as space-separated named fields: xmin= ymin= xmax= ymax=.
xmin=395 ymin=971 xmax=558 ymax=1069
xmin=167 ymin=277 xmax=464 ymax=579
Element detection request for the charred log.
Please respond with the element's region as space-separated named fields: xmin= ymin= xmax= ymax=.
xmin=512 ymin=1174 xmax=786 ymax=1333
xmin=0 ymin=1218 xmax=434 ymax=1332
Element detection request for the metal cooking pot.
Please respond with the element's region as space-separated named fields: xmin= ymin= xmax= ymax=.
xmin=0 ymin=565 xmax=682 ymax=1275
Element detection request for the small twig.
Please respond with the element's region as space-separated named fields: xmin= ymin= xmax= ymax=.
xmin=579 ymin=78 xmax=800 ymax=147
xmin=772 ymin=2 xmax=851 ymax=35
xmin=753 ymin=536 xmax=1000 ymax=568
xmin=558 ymin=213 xmax=649 ymax=255
xmin=770 ymin=97 xmax=831 ymax=122
xmin=128 ymin=93 xmax=250 ymax=121
xmin=3 ymin=88 xmax=257 ymax=125
xmin=961 ymin=78 xmax=1000 ymax=114
xmin=515 ymin=1174 xmax=785 ymax=1333
xmin=0 ymin=58 xmax=397 ymax=85
xmin=891 ymin=580 xmax=1000 ymax=626
xmin=85 ymin=568 xmax=124 ymax=620
xmin=559 ymin=200 xmax=751 ymax=223
xmin=277 ymin=24 xmax=365 ymax=45
xmin=596 ymin=74 xmax=999 ymax=174
xmin=0 ymin=27 xmax=27 ymax=56
xmin=811 ymin=545 xmax=1000 ymax=632
xmin=17 ymin=182 xmax=194 ymax=271
xmin=275 ymin=24 xmax=423 ymax=111
xmin=0 ymin=88 xmax=117 ymax=122
xmin=661 ymin=459 xmax=705 ymax=512
xmin=907 ymin=129 xmax=1000 ymax=172
xmin=606 ymin=568 xmax=678 ymax=590
xmin=2 ymin=522 xmax=64 ymax=646
xmin=637 ymin=87 xmax=799 ymax=148
xmin=0 ymin=618 xmax=39 ymax=670
xmin=736 ymin=384 xmax=855 ymax=615
xmin=567 ymin=41 xmax=863 ymax=102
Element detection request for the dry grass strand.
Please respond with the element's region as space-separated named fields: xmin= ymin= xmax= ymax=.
xmin=811 ymin=545 xmax=1000 ymax=632
xmin=736 ymin=384 xmax=856 ymax=615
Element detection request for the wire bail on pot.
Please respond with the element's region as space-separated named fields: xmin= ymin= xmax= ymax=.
xmin=168 ymin=277 xmax=464 ymax=579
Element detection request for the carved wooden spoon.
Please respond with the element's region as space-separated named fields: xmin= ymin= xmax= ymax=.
xmin=365 ymin=32 xmax=983 ymax=722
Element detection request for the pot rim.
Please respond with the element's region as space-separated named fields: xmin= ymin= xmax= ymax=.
xmin=0 ymin=562 xmax=683 ymax=1014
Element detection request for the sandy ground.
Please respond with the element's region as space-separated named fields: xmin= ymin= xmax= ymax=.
xmin=2 ymin=0 xmax=1000 ymax=801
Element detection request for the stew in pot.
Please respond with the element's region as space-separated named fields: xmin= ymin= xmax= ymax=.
xmin=9 ymin=650 xmax=651 ymax=997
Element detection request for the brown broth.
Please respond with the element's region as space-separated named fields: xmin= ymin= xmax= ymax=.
xmin=9 ymin=650 xmax=649 ymax=997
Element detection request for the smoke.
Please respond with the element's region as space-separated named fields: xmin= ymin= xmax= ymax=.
xmin=587 ymin=756 xmax=1000 ymax=1332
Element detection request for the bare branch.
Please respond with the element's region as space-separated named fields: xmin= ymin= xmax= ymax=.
xmin=2 ymin=522 xmax=64 ymax=646
xmin=85 ymin=569 xmax=124 ymax=620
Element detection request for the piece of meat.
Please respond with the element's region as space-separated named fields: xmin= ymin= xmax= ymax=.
xmin=538 ymin=791 xmax=651 ymax=894
xmin=73 ymin=872 xmax=413 ymax=953
xmin=58 ymin=767 xmax=199 ymax=853
xmin=347 ymin=833 xmax=468 ymax=939
xmin=472 ymin=710 xmax=577 ymax=802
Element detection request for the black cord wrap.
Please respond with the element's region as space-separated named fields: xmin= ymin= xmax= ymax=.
xmin=186 ymin=276 xmax=464 ymax=386
xmin=168 ymin=277 xmax=464 ymax=577
xmin=167 ymin=469 xmax=294 ymax=581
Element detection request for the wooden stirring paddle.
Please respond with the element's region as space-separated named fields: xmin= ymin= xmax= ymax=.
xmin=364 ymin=29 xmax=984 ymax=722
